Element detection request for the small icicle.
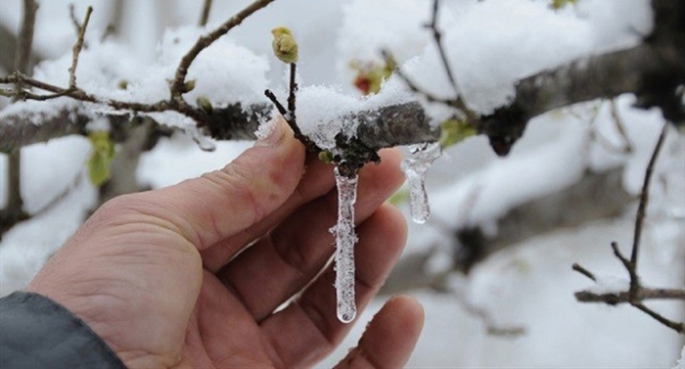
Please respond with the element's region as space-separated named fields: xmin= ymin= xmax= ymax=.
xmin=330 ymin=167 xmax=359 ymax=323
xmin=401 ymin=142 xmax=442 ymax=224
xmin=188 ymin=126 xmax=216 ymax=152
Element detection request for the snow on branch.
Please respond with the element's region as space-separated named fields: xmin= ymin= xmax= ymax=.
xmin=2 ymin=32 xmax=682 ymax=157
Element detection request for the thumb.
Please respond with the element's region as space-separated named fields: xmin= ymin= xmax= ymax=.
xmin=124 ymin=117 xmax=305 ymax=249
xmin=335 ymin=295 xmax=424 ymax=369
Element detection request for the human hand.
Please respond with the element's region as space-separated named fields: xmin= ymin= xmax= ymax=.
xmin=27 ymin=119 xmax=424 ymax=368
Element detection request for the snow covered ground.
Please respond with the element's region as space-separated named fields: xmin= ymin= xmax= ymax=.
xmin=1 ymin=0 xmax=683 ymax=366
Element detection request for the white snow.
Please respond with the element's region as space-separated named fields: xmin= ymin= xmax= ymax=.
xmin=586 ymin=273 xmax=630 ymax=295
xmin=674 ymin=346 xmax=685 ymax=369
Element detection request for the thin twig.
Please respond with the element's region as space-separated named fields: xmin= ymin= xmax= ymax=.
xmin=69 ymin=4 xmax=82 ymax=32
xmin=264 ymin=89 xmax=288 ymax=117
xmin=572 ymin=123 xmax=682 ymax=334
xmin=608 ymin=99 xmax=634 ymax=153
xmin=68 ymin=6 xmax=93 ymax=89
xmin=633 ymin=303 xmax=684 ymax=333
xmin=264 ymin=88 xmax=318 ymax=152
xmin=422 ymin=0 xmax=478 ymax=122
xmin=610 ymin=241 xmax=639 ymax=293
xmin=0 ymin=72 xmax=201 ymax=119
xmin=631 ymin=123 xmax=668 ymax=267
xmin=170 ymin=0 xmax=278 ymax=100
xmin=287 ymin=62 xmax=297 ymax=120
xmin=199 ymin=0 xmax=214 ymax=27
xmin=381 ymin=50 xmax=453 ymax=105
xmin=572 ymin=263 xmax=596 ymax=281
xmin=426 ymin=0 xmax=458 ymax=96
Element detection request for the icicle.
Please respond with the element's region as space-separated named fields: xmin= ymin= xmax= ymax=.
xmin=188 ymin=126 xmax=216 ymax=152
xmin=401 ymin=142 xmax=442 ymax=224
xmin=330 ymin=167 xmax=359 ymax=323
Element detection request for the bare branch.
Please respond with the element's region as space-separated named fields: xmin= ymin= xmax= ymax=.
xmin=1 ymin=0 xmax=38 ymax=237
xmin=14 ymin=0 xmax=38 ymax=76
xmin=199 ymin=0 xmax=214 ymax=27
xmin=633 ymin=303 xmax=684 ymax=334
xmin=573 ymin=124 xmax=682 ymax=334
xmin=68 ymin=5 xmax=93 ymax=88
xmin=422 ymin=0 xmax=478 ymax=122
xmin=572 ymin=263 xmax=596 ymax=282
xmin=575 ymin=288 xmax=685 ymax=304
xmin=630 ymin=123 xmax=668 ymax=267
xmin=1 ymin=0 xmax=683 ymax=161
xmin=608 ymin=99 xmax=634 ymax=153
xmin=0 ymin=22 xmax=43 ymax=73
xmin=170 ymin=0 xmax=278 ymax=100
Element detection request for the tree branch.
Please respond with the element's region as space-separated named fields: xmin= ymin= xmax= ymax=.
xmin=3 ymin=35 xmax=679 ymax=157
xmin=572 ymin=124 xmax=683 ymax=335
xmin=630 ymin=124 xmax=668 ymax=267
xmin=169 ymin=0 xmax=278 ymax=100
xmin=1 ymin=0 xmax=38 ymax=237
xmin=68 ymin=5 xmax=93 ymax=89
xmin=575 ymin=288 xmax=685 ymax=304
xmin=199 ymin=0 xmax=214 ymax=27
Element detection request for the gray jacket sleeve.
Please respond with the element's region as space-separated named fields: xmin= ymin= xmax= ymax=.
xmin=0 ymin=291 xmax=126 ymax=369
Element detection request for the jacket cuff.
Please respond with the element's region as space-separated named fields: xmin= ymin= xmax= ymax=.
xmin=0 ymin=291 xmax=126 ymax=369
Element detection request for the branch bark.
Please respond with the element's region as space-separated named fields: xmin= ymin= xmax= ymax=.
xmin=575 ymin=288 xmax=685 ymax=304
xmin=1 ymin=0 xmax=38 ymax=235
xmin=2 ymin=34 xmax=682 ymax=156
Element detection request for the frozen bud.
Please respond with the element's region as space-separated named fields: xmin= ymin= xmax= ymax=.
xmin=318 ymin=150 xmax=334 ymax=163
xmin=196 ymin=96 xmax=213 ymax=114
xmin=271 ymin=27 xmax=299 ymax=64
xmin=182 ymin=79 xmax=196 ymax=93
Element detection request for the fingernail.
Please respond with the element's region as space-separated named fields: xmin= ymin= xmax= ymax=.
xmin=255 ymin=118 xmax=285 ymax=147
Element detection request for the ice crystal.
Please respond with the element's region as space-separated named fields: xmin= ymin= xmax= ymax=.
xmin=401 ymin=142 xmax=442 ymax=224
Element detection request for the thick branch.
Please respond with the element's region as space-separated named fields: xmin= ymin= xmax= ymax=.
xmin=1 ymin=0 xmax=38 ymax=236
xmin=3 ymin=37 xmax=679 ymax=156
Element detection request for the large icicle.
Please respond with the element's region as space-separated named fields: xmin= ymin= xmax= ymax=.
xmin=330 ymin=167 xmax=359 ymax=323
xmin=401 ymin=142 xmax=442 ymax=224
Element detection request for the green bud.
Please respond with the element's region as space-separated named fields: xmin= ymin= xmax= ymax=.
xmin=196 ymin=96 xmax=213 ymax=114
xmin=182 ymin=79 xmax=196 ymax=93
xmin=271 ymin=27 xmax=299 ymax=64
xmin=318 ymin=150 xmax=334 ymax=163
xmin=550 ymin=0 xmax=577 ymax=10
xmin=439 ymin=118 xmax=476 ymax=149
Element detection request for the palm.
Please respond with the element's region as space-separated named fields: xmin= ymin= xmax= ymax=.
xmin=28 ymin=131 xmax=423 ymax=368
xmin=179 ymin=273 xmax=277 ymax=368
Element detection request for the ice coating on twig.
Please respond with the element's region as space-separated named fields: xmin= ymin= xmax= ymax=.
xmin=330 ymin=167 xmax=359 ymax=323
xmin=401 ymin=142 xmax=442 ymax=224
